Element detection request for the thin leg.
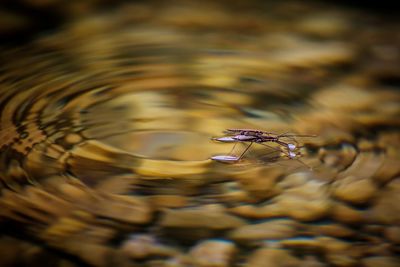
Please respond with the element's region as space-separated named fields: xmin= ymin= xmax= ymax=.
xmin=258 ymin=142 xmax=285 ymax=153
xmin=238 ymin=142 xmax=253 ymax=160
xmin=257 ymin=142 xmax=289 ymax=162
xmin=277 ymin=132 xmax=291 ymax=137
xmin=279 ymin=134 xmax=317 ymax=137
xmin=295 ymin=158 xmax=313 ymax=170
xmin=228 ymin=142 xmax=239 ymax=156
xmin=258 ymin=142 xmax=280 ymax=150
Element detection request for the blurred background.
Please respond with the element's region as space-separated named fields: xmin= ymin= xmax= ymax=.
xmin=0 ymin=1 xmax=399 ymax=267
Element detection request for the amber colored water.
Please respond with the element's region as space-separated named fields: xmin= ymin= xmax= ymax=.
xmin=1 ymin=1 xmax=399 ymax=266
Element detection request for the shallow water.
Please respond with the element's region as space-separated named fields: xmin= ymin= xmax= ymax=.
xmin=1 ymin=1 xmax=400 ymax=266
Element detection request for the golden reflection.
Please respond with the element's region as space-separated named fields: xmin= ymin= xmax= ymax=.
xmin=0 ymin=0 xmax=400 ymax=266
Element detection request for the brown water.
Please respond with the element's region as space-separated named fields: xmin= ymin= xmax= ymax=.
xmin=1 ymin=1 xmax=400 ymax=266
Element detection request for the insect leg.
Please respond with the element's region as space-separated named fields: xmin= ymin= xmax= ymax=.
xmin=238 ymin=142 xmax=253 ymax=160
xmin=258 ymin=142 xmax=286 ymax=153
xmin=278 ymin=134 xmax=317 ymax=138
xmin=227 ymin=141 xmax=239 ymax=156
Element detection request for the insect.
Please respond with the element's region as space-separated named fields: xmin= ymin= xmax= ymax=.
xmin=211 ymin=128 xmax=316 ymax=167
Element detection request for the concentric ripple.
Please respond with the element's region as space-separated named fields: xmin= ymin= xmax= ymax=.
xmin=1 ymin=1 xmax=400 ymax=266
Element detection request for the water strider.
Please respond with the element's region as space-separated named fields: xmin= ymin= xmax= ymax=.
xmin=211 ymin=128 xmax=316 ymax=168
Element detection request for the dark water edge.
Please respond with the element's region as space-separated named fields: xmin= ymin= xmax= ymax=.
xmin=0 ymin=0 xmax=399 ymax=45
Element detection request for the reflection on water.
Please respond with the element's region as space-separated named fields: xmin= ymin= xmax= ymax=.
xmin=0 ymin=1 xmax=400 ymax=266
